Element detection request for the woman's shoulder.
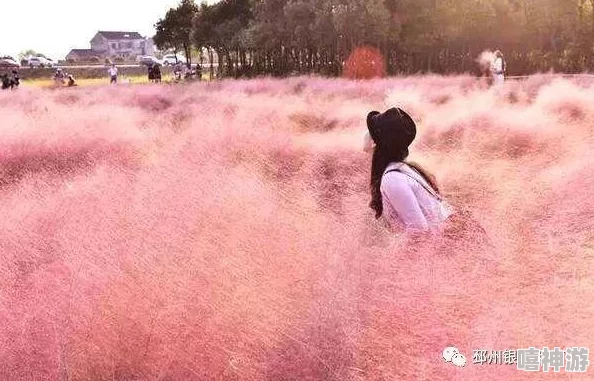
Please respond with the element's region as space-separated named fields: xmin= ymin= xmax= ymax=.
xmin=382 ymin=162 xmax=418 ymax=179
xmin=381 ymin=164 xmax=414 ymax=190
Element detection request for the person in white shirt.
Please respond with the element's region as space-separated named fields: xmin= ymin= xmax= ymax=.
xmin=364 ymin=108 xmax=453 ymax=235
xmin=364 ymin=108 xmax=491 ymax=243
xmin=53 ymin=68 xmax=65 ymax=86
xmin=108 ymin=64 xmax=118 ymax=84
xmin=491 ymin=50 xmax=505 ymax=86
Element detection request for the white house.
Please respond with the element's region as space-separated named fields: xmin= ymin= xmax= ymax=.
xmin=67 ymin=31 xmax=155 ymax=61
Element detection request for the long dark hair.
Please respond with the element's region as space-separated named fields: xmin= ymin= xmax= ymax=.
xmin=369 ymin=146 xmax=440 ymax=219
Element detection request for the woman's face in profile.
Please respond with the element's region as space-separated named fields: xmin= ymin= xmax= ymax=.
xmin=363 ymin=131 xmax=375 ymax=153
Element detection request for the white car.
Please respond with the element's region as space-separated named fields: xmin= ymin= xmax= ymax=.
xmin=28 ymin=56 xmax=53 ymax=68
xmin=162 ymin=54 xmax=187 ymax=66
xmin=137 ymin=55 xmax=162 ymax=66
xmin=0 ymin=56 xmax=20 ymax=68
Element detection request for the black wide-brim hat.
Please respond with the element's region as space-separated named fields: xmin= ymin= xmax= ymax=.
xmin=367 ymin=107 xmax=416 ymax=150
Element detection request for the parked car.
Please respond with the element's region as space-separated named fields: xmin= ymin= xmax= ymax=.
xmin=137 ymin=56 xmax=162 ymax=67
xmin=0 ymin=56 xmax=20 ymax=68
xmin=27 ymin=56 xmax=53 ymax=68
xmin=45 ymin=58 xmax=56 ymax=68
xmin=162 ymin=54 xmax=187 ymax=66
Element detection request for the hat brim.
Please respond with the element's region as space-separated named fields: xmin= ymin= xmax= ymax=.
xmin=367 ymin=111 xmax=381 ymax=142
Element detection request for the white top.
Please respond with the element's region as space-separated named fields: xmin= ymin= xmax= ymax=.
xmin=108 ymin=67 xmax=118 ymax=76
xmin=380 ymin=162 xmax=454 ymax=233
xmin=491 ymin=57 xmax=503 ymax=75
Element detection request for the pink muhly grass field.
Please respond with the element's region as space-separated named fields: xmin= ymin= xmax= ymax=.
xmin=1 ymin=76 xmax=593 ymax=380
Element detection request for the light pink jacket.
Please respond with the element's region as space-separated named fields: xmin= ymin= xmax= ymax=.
xmin=380 ymin=162 xmax=453 ymax=233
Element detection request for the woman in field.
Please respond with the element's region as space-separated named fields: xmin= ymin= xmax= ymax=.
xmin=491 ymin=50 xmax=505 ymax=86
xmin=109 ymin=64 xmax=118 ymax=85
xmin=1 ymin=74 xmax=11 ymax=90
xmin=53 ymin=68 xmax=65 ymax=86
xmin=365 ymin=108 xmax=452 ymax=235
xmin=364 ymin=108 xmax=488 ymax=242
xmin=153 ymin=64 xmax=162 ymax=83
xmin=148 ymin=64 xmax=155 ymax=83
xmin=11 ymin=70 xmax=19 ymax=88
xmin=66 ymin=73 xmax=77 ymax=87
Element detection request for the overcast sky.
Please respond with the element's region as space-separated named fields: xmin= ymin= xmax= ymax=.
xmin=2 ymin=0 xmax=218 ymax=60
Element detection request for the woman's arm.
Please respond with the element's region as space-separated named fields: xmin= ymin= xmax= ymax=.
xmin=382 ymin=174 xmax=429 ymax=232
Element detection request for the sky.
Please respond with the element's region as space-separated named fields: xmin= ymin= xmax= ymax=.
xmin=1 ymin=0 xmax=218 ymax=61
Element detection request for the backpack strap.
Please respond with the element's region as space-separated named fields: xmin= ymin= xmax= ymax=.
xmin=384 ymin=163 xmax=443 ymax=201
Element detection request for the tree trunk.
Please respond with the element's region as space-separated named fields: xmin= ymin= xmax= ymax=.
xmin=183 ymin=43 xmax=192 ymax=68
xmin=225 ymin=50 xmax=233 ymax=78
xmin=217 ymin=50 xmax=224 ymax=78
xmin=290 ymin=49 xmax=298 ymax=72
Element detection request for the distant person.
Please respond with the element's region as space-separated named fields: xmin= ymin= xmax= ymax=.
xmin=153 ymin=64 xmax=162 ymax=83
xmin=147 ymin=64 xmax=155 ymax=83
xmin=195 ymin=63 xmax=202 ymax=81
xmin=174 ymin=61 xmax=183 ymax=73
xmin=173 ymin=69 xmax=182 ymax=82
xmin=67 ymin=73 xmax=77 ymax=87
xmin=11 ymin=70 xmax=19 ymax=88
xmin=108 ymin=64 xmax=118 ymax=84
xmin=1 ymin=72 xmax=17 ymax=90
xmin=53 ymin=68 xmax=65 ymax=86
xmin=173 ymin=62 xmax=183 ymax=82
xmin=491 ymin=50 xmax=506 ymax=86
xmin=1 ymin=74 xmax=10 ymax=90
xmin=364 ymin=107 xmax=490 ymax=242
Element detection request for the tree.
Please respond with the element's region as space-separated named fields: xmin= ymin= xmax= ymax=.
xmin=18 ymin=50 xmax=45 ymax=61
xmin=155 ymin=0 xmax=594 ymax=78
xmin=154 ymin=0 xmax=199 ymax=67
xmin=193 ymin=2 xmax=217 ymax=79
xmin=194 ymin=0 xmax=252 ymax=77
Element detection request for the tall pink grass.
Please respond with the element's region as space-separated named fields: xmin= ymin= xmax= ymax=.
xmin=1 ymin=77 xmax=593 ymax=380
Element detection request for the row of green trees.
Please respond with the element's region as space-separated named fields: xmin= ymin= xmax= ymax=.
xmin=154 ymin=0 xmax=594 ymax=78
